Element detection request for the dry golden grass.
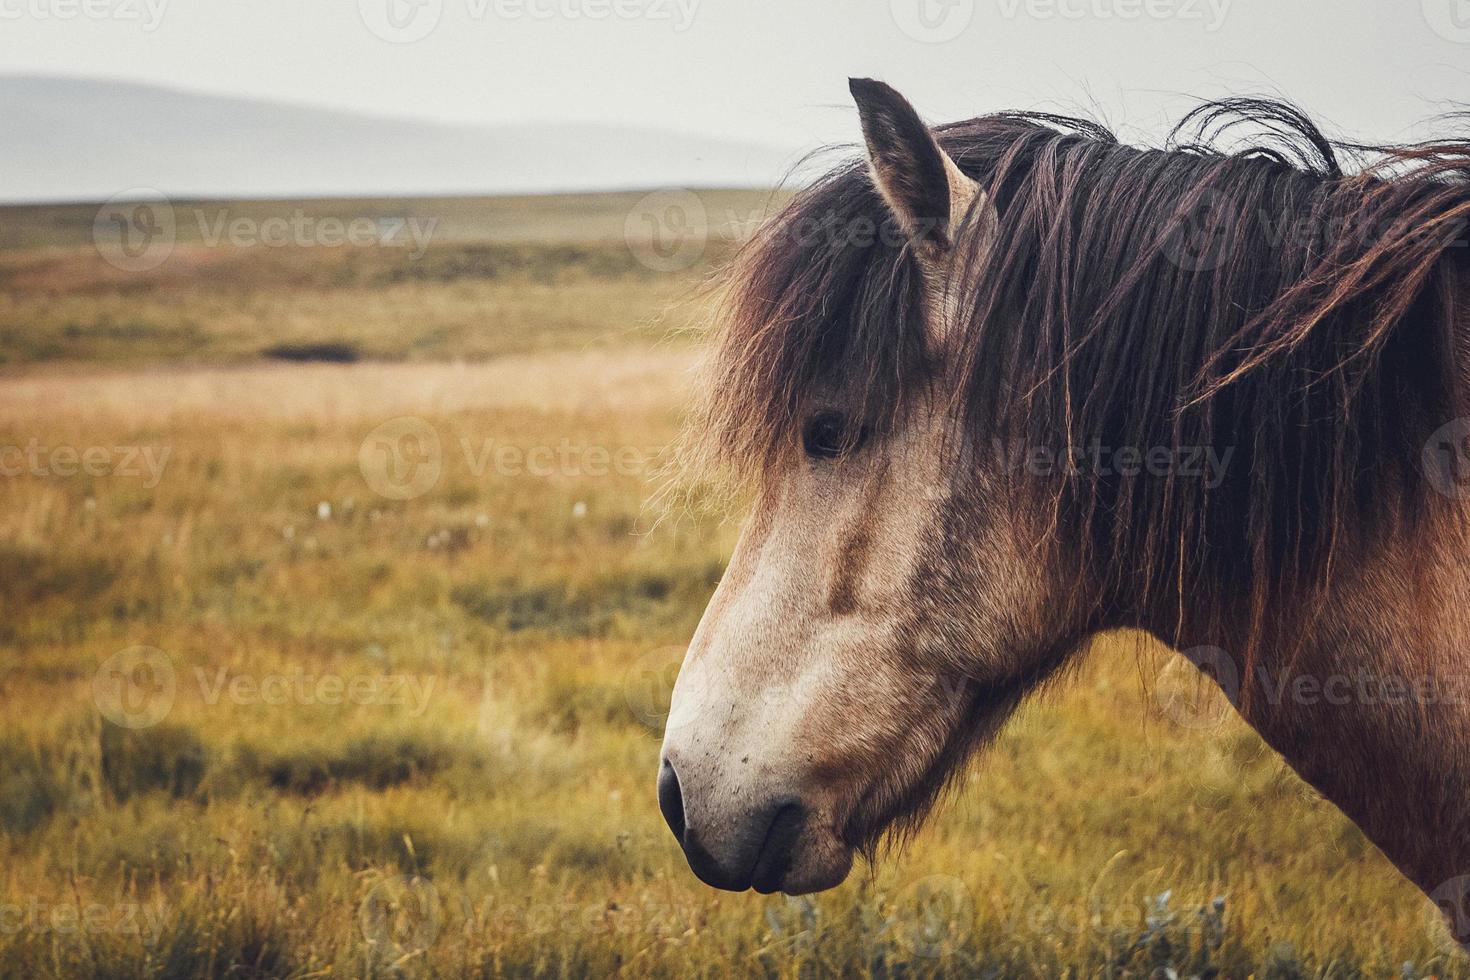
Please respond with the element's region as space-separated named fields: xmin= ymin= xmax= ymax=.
xmin=0 ymin=349 xmax=699 ymax=425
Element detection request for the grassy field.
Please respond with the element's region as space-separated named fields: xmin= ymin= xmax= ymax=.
xmin=0 ymin=191 xmax=776 ymax=367
xmin=0 ymin=191 xmax=1462 ymax=978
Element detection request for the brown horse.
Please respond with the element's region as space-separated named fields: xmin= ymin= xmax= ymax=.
xmin=657 ymin=78 xmax=1470 ymax=934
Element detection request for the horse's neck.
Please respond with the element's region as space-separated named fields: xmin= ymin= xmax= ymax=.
xmin=1151 ymin=238 xmax=1470 ymax=902
xmin=1263 ymin=253 xmax=1470 ymax=896
xmin=1228 ymin=511 xmax=1470 ymax=897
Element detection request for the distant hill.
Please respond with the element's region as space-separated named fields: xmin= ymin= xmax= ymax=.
xmin=0 ymin=75 xmax=798 ymax=203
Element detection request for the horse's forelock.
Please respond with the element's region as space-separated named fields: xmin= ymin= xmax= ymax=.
xmin=686 ymin=158 xmax=936 ymax=489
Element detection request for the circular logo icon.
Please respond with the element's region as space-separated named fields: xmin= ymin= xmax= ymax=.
xmin=1427 ymin=875 xmax=1470 ymax=951
xmin=890 ymin=874 xmax=974 ymax=958
xmin=1153 ymin=645 xmax=1239 ymax=731
xmin=1158 ymin=188 xmax=1237 ymax=273
xmin=1423 ymin=0 xmax=1470 ymax=43
xmin=1173 ymin=736 xmax=1242 ymax=810
xmin=359 ymin=875 xmax=441 ymax=952
xmin=359 ymin=0 xmax=443 ymax=43
xmin=624 ymin=189 xmax=709 ymax=273
xmin=93 ymin=646 xmax=176 ymax=728
xmin=360 ymin=417 xmax=443 ymax=500
xmin=1422 ymin=418 xmax=1470 ymax=500
xmin=93 ymin=190 xmax=176 ymax=273
xmin=625 ymin=645 xmax=697 ymax=733
xmin=890 ymin=0 xmax=974 ymax=43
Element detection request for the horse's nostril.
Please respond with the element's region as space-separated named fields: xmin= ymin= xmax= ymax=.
xmin=657 ymin=776 xmax=815 ymax=893
xmin=657 ymin=759 xmax=686 ymax=843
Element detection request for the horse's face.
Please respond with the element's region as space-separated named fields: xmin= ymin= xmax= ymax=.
xmin=658 ymin=79 xmax=1078 ymax=895
xmin=659 ymin=393 xmax=1063 ymax=894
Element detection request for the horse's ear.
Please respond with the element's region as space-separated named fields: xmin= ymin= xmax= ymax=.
xmin=849 ymin=77 xmax=980 ymax=257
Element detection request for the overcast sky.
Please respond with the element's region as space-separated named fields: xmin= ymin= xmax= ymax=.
xmin=2 ymin=0 xmax=1467 ymax=155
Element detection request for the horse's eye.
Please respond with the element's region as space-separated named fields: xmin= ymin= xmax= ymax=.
xmin=802 ymin=411 xmax=868 ymax=461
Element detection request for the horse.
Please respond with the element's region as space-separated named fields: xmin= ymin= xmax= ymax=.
xmin=656 ymin=77 xmax=1470 ymax=936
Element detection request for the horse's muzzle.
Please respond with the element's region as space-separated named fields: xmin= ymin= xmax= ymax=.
xmin=657 ymin=756 xmax=841 ymax=894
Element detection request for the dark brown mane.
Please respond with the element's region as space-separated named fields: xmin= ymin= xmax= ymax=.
xmin=696 ymin=98 xmax=1470 ymax=676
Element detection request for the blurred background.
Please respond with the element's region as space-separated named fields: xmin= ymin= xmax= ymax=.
xmin=1 ymin=1 xmax=1468 ymax=976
